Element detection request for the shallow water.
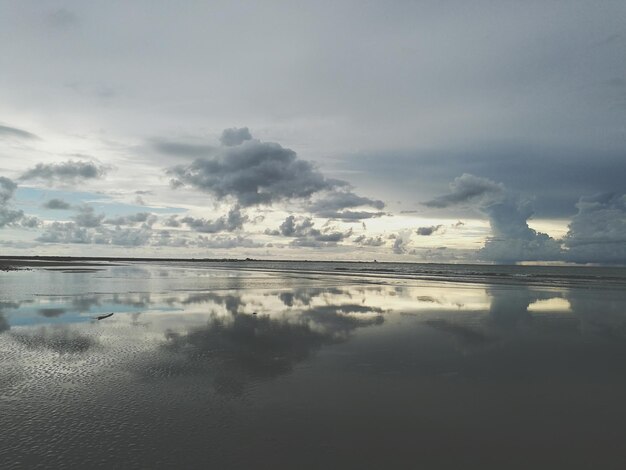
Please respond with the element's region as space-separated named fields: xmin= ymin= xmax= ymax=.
xmin=2 ymin=261 xmax=626 ymax=469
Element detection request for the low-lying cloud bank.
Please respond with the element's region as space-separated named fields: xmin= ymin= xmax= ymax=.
xmin=426 ymin=173 xmax=626 ymax=264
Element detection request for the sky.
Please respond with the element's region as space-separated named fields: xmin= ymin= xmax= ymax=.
xmin=0 ymin=1 xmax=625 ymax=264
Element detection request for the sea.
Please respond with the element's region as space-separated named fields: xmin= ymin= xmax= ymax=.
xmin=1 ymin=260 xmax=626 ymax=469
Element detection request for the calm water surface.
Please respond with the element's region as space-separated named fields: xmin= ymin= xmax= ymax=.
xmin=1 ymin=261 xmax=626 ymax=469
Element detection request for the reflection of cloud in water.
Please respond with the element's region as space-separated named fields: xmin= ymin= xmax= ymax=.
xmin=568 ymin=290 xmax=626 ymax=340
xmin=112 ymin=293 xmax=152 ymax=308
xmin=38 ymin=308 xmax=67 ymax=318
xmin=487 ymin=287 xmax=537 ymax=329
xmin=278 ymin=287 xmax=348 ymax=307
xmin=0 ymin=313 xmax=9 ymax=333
xmin=302 ymin=304 xmax=385 ymax=333
xmin=151 ymin=314 xmax=331 ymax=396
xmin=179 ymin=292 xmax=245 ymax=315
xmin=71 ymin=295 xmax=102 ymax=311
xmin=11 ymin=326 xmax=96 ymax=354
xmin=424 ymin=319 xmax=494 ymax=347
xmin=142 ymin=296 xmax=386 ymax=396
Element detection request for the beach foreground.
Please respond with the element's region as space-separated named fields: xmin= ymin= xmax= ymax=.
xmin=1 ymin=260 xmax=626 ymax=469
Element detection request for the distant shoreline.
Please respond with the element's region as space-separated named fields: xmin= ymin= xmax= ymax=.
xmin=0 ymin=255 xmax=621 ymax=269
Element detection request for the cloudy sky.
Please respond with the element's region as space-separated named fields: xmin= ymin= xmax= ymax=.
xmin=1 ymin=1 xmax=625 ymax=263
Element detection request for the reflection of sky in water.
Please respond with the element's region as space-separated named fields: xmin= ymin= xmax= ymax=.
xmin=2 ymin=263 xmax=626 ymax=468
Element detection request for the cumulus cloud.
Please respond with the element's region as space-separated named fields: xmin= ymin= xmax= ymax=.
xmin=20 ymin=215 xmax=41 ymax=228
xmin=392 ymin=237 xmax=406 ymax=254
xmin=563 ymin=193 xmax=626 ymax=264
xmin=220 ymin=127 xmax=252 ymax=147
xmin=416 ymin=225 xmax=443 ymax=236
xmin=179 ymin=206 xmax=247 ymax=233
xmin=0 ymin=124 xmax=39 ymax=140
xmin=20 ymin=160 xmax=108 ymax=184
xmin=42 ymin=198 xmax=71 ymax=210
xmin=104 ymin=212 xmax=156 ymax=227
xmin=168 ymin=129 xmax=347 ymax=206
xmin=427 ymin=174 xmax=562 ymax=263
xmin=354 ymin=235 xmax=385 ymax=246
xmin=195 ymin=234 xmax=262 ymax=249
xmin=163 ymin=215 xmax=182 ymax=228
xmin=0 ymin=177 xmax=25 ymax=228
xmin=108 ymin=227 xmax=152 ymax=246
xmin=37 ymin=221 xmax=152 ymax=246
xmin=478 ymin=197 xmax=562 ymax=263
xmin=0 ymin=177 xmax=17 ymax=206
xmin=266 ymin=215 xmax=352 ymax=247
xmin=72 ymin=205 xmax=105 ymax=228
xmin=153 ymin=230 xmax=189 ymax=247
xmin=37 ymin=222 xmax=91 ymax=244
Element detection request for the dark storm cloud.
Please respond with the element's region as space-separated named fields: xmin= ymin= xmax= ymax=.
xmin=168 ymin=131 xmax=347 ymax=206
xmin=305 ymin=190 xmax=386 ymax=221
xmin=563 ymin=193 xmax=626 ymax=264
xmin=342 ymin=147 xmax=626 ymax=218
xmin=179 ymin=205 xmax=247 ymax=233
xmin=219 ymin=127 xmax=252 ymax=147
xmin=425 ymin=174 xmax=567 ymax=263
xmin=423 ymin=173 xmax=504 ymax=208
xmin=0 ymin=124 xmax=39 ymax=140
xmin=42 ymin=198 xmax=71 ymax=210
xmin=426 ymin=174 xmax=562 ymax=262
xmin=307 ymin=190 xmax=384 ymax=212
xmin=416 ymin=225 xmax=443 ymax=236
xmin=20 ymin=160 xmax=108 ymax=184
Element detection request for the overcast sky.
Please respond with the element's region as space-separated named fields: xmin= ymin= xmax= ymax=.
xmin=1 ymin=1 xmax=625 ymax=263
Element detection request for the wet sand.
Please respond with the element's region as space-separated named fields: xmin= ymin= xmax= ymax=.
xmin=1 ymin=260 xmax=626 ymax=469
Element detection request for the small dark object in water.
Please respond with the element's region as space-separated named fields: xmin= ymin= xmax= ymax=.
xmin=252 ymin=312 xmax=257 ymax=315
xmin=96 ymin=313 xmax=114 ymax=320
